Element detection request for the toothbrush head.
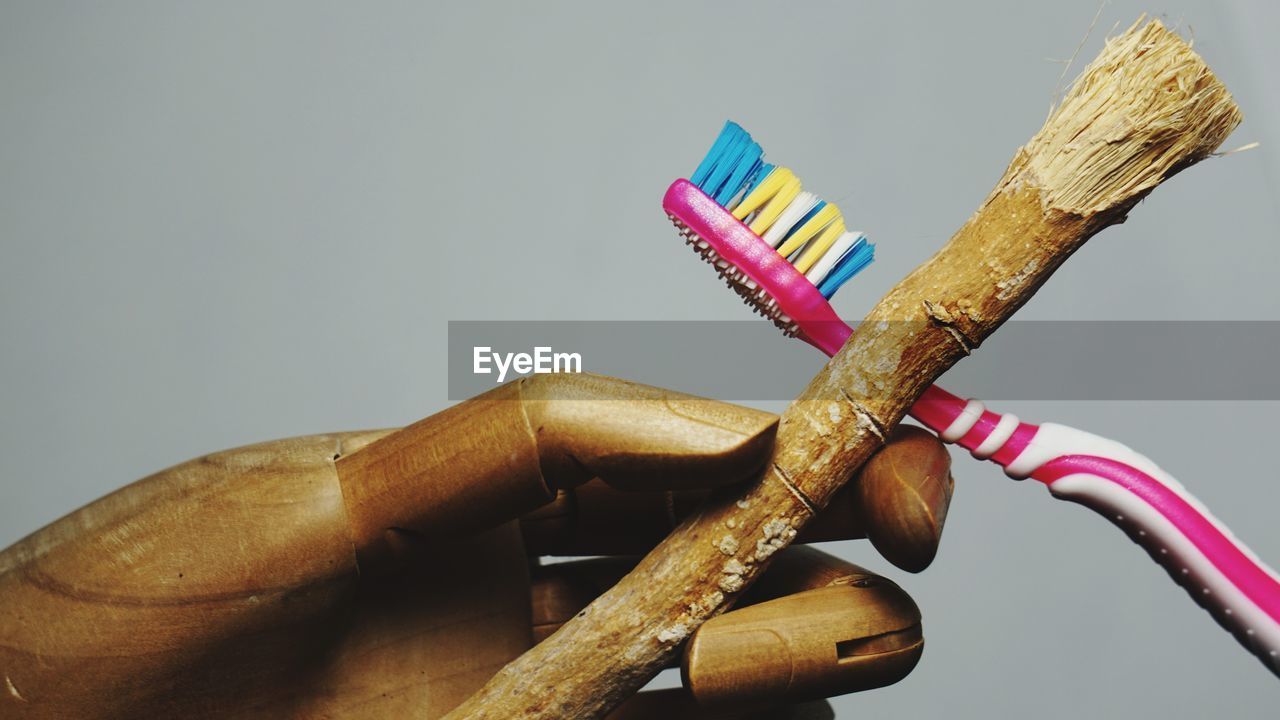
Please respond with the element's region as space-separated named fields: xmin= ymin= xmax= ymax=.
xmin=663 ymin=122 xmax=873 ymax=355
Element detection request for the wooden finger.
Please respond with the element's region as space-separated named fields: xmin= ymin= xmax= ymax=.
xmin=337 ymin=373 xmax=777 ymax=562
xmin=855 ymin=425 xmax=954 ymax=572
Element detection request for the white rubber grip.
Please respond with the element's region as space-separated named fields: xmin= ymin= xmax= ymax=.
xmin=1013 ymin=424 xmax=1280 ymax=676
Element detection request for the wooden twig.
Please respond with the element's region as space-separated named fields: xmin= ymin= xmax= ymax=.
xmin=445 ymin=18 xmax=1241 ymax=719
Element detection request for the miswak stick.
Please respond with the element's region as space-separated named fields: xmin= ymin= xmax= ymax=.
xmin=446 ymin=18 xmax=1242 ymax=719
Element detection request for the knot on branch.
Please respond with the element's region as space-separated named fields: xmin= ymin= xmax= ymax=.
xmin=923 ymin=300 xmax=976 ymax=355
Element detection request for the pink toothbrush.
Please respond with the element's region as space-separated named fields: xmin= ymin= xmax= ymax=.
xmin=664 ymin=126 xmax=1280 ymax=675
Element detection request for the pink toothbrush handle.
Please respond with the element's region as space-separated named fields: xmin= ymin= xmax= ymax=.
xmin=823 ymin=313 xmax=1280 ymax=673
xmin=913 ymin=388 xmax=1280 ymax=675
xmin=663 ymin=181 xmax=1279 ymax=672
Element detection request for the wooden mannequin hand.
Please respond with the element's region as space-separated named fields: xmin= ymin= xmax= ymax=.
xmin=0 ymin=373 xmax=952 ymax=719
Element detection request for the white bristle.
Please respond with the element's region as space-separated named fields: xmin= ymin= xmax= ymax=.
xmin=760 ymin=191 xmax=819 ymax=247
xmin=804 ymin=231 xmax=863 ymax=286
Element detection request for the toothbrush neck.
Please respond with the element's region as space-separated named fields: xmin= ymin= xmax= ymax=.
xmin=911 ymin=386 xmax=1038 ymax=468
xmin=816 ymin=328 xmax=1039 ymax=468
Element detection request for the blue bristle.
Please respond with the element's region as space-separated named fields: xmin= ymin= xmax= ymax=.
xmin=699 ymin=129 xmax=746 ymax=197
xmin=703 ymin=134 xmax=754 ymax=204
xmin=714 ymin=140 xmax=762 ymax=205
xmin=817 ymin=238 xmax=875 ymax=299
xmin=690 ymin=121 xmax=740 ymax=187
xmin=690 ymin=121 xmax=765 ymax=207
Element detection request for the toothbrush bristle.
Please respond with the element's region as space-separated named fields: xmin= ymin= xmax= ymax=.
xmin=668 ymin=214 xmax=803 ymax=337
xmin=683 ymin=121 xmax=875 ymax=305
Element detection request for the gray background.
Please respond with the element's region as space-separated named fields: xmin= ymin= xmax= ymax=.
xmin=2 ymin=1 xmax=1277 ymax=717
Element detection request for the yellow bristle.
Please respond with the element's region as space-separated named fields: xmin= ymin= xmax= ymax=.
xmin=792 ymin=214 xmax=846 ymax=273
xmin=732 ymin=167 xmax=792 ymax=220
xmin=775 ymin=203 xmax=838 ymax=258
xmin=746 ymin=175 xmax=802 ymax=235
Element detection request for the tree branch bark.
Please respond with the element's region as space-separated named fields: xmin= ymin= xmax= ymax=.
xmin=445 ymin=18 xmax=1241 ymax=719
